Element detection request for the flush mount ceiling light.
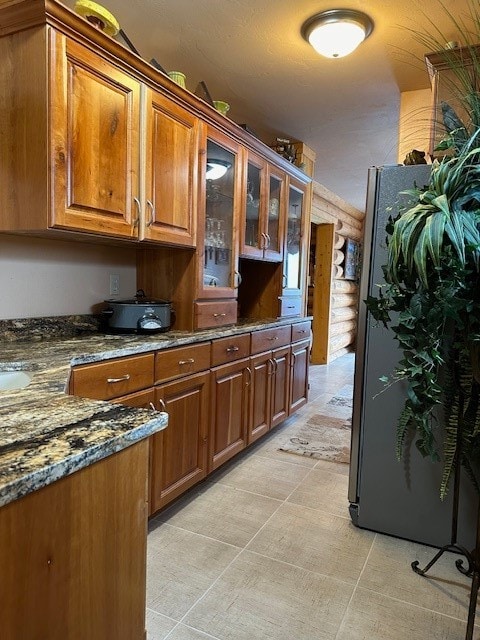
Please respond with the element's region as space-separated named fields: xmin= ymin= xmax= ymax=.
xmin=206 ymin=159 xmax=231 ymax=180
xmin=301 ymin=9 xmax=373 ymax=59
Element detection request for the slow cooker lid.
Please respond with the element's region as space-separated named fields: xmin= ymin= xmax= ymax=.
xmin=106 ymin=289 xmax=171 ymax=305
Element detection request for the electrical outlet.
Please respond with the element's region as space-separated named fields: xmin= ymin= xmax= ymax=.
xmin=109 ymin=274 xmax=120 ymax=296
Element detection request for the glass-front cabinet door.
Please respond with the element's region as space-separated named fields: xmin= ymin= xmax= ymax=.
xmin=199 ymin=129 xmax=241 ymax=298
xmin=241 ymin=151 xmax=284 ymax=262
xmin=242 ymin=152 xmax=266 ymax=259
xmin=264 ymin=167 xmax=284 ymax=262
xmin=283 ymin=178 xmax=306 ymax=295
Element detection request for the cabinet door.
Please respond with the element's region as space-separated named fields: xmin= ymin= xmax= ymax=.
xmin=241 ymin=151 xmax=267 ymax=259
xmin=209 ymin=358 xmax=250 ymax=471
xmin=283 ymin=177 xmax=307 ymax=296
xmin=248 ymin=351 xmax=272 ymax=444
xmin=263 ymin=166 xmax=285 ymax=262
xmin=50 ymin=33 xmax=140 ymax=238
xmin=141 ymin=88 xmax=200 ymax=246
xmin=199 ymin=128 xmax=241 ymax=299
xmin=150 ymin=371 xmax=209 ymax=513
xmin=270 ymin=345 xmax=290 ymax=428
xmin=290 ymin=339 xmax=310 ymax=414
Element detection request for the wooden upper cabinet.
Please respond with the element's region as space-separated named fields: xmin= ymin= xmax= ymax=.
xmin=283 ymin=177 xmax=307 ymax=295
xmin=49 ymin=33 xmax=140 ymax=238
xmin=241 ymin=151 xmax=285 ymax=262
xmin=141 ymin=88 xmax=201 ymax=246
xmin=197 ymin=127 xmax=242 ymax=300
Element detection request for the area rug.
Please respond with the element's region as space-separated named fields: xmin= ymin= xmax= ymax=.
xmin=326 ymin=384 xmax=354 ymax=408
xmin=278 ymin=413 xmax=352 ymax=464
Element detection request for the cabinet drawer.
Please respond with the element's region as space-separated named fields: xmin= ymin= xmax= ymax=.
xmin=211 ymin=333 xmax=250 ymax=366
xmin=155 ymin=343 xmax=211 ymax=384
xmin=194 ymin=300 xmax=237 ymax=329
xmin=279 ymin=296 xmax=302 ymax=317
xmin=291 ymin=321 xmax=311 ymax=343
xmin=112 ymin=388 xmax=155 ymax=409
xmin=250 ymin=325 xmax=291 ymax=355
xmin=70 ymin=354 xmax=154 ymax=400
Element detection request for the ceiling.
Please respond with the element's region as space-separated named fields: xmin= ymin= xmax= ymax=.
xmin=65 ymin=0 xmax=473 ymax=210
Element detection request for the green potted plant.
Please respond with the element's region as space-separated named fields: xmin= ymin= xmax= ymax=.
xmin=366 ymin=3 xmax=480 ymax=499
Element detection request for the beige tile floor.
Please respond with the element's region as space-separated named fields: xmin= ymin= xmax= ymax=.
xmin=146 ymin=352 xmax=478 ymax=640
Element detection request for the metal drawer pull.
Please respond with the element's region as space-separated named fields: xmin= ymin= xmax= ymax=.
xmin=158 ymin=398 xmax=167 ymax=412
xmin=107 ymin=374 xmax=130 ymax=383
xmin=298 ymin=329 xmax=307 ymax=333
xmin=287 ymin=305 xmax=295 ymax=309
xmin=149 ymin=402 xmax=157 ymax=412
xmin=268 ymin=336 xmax=279 ymax=341
xmin=213 ymin=313 xmax=227 ymax=318
xmin=226 ymin=346 xmax=240 ymax=353
xmin=179 ymin=358 xmax=195 ymax=365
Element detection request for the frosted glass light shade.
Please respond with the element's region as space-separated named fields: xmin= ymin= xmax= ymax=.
xmin=206 ymin=160 xmax=230 ymax=180
xmin=302 ymin=9 xmax=373 ymax=59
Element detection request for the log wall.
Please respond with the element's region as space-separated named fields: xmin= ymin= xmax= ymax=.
xmin=309 ymin=181 xmax=365 ymax=363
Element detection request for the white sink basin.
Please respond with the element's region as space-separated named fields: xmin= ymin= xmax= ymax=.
xmin=0 ymin=371 xmax=32 ymax=391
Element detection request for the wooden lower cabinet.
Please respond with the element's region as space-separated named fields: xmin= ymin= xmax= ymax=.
xmin=209 ymin=357 xmax=250 ymax=472
xmin=249 ymin=345 xmax=291 ymax=444
xmin=249 ymin=350 xmax=272 ymax=444
xmin=0 ymin=441 xmax=149 ymax=640
xmin=150 ymin=371 xmax=210 ymax=513
xmin=271 ymin=345 xmax=291 ymax=428
xmin=112 ymin=388 xmax=155 ymax=408
xmin=290 ymin=339 xmax=310 ymax=413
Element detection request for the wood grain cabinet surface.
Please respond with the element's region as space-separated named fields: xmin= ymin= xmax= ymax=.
xmin=50 ymin=34 xmax=141 ymax=238
xmin=290 ymin=338 xmax=310 ymax=413
xmin=69 ymin=353 xmax=155 ymax=400
xmin=141 ymin=88 xmax=201 ymax=247
xmin=0 ymin=440 xmax=149 ymax=640
xmin=150 ymin=371 xmax=210 ymax=512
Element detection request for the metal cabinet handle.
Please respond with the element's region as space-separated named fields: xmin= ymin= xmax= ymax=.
xmin=146 ymin=199 xmax=155 ymax=227
xmin=158 ymin=398 xmax=167 ymax=412
xmin=226 ymin=346 xmax=240 ymax=353
xmin=265 ymin=233 xmax=271 ymax=248
xmin=107 ymin=374 xmax=130 ymax=383
xmin=268 ymin=358 xmax=275 ymax=376
xmin=213 ymin=313 xmax=227 ymax=318
xmin=133 ymin=197 xmax=141 ymax=228
xmin=149 ymin=402 xmax=157 ymax=412
xmin=234 ymin=270 xmax=242 ymax=288
xmin=179 ymin=358 xmax=195 ymax=365
xmin=268 ymin=336 xmax=279 ymax=341
xmin=260 ymin=232 xmax=267 ymax=249
xmin=287 ymin=305 xmax=295 ymax=309
xmin=245 ymin=366 xmax=252 ymax=387
xmin=282 ymin=273 xmax=287 ymax=288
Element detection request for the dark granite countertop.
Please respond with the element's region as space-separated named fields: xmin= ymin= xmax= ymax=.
xmin=0 ymin=316 xmax=310 ymax=509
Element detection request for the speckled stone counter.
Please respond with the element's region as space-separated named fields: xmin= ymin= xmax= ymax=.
xmin=0 ymin=316 xmax=309 ymax=509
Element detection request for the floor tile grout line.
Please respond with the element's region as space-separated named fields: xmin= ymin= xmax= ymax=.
xmin=334 ymin=532 xmax=378 ymax=640
xmin=150 ymin=521 xmax=244 ymax=550
xmin=170 ymin=444 xmax=324 ymax=630
xmin=163 ymin=620 xmax=222 ymax=640
xmin=242 ymin=547 xmax=366 ymax=589
xmin=357 ymin=584 xmax=476 ymax=623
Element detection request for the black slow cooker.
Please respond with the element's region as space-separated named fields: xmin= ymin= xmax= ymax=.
xmin=101 ymin=290 xmax=173 ymax=334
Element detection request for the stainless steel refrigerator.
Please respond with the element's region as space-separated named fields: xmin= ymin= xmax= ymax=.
xmin=349 ymin=164 xmax=477 ymax=548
